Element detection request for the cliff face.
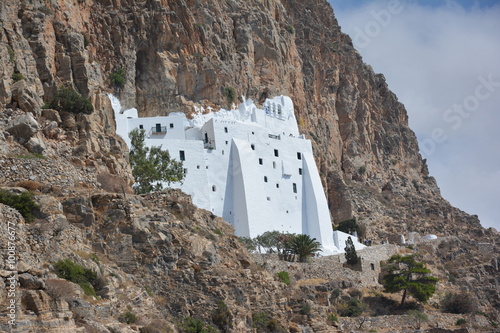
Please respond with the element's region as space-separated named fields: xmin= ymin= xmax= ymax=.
xmin=1 ymin=0 xmax=499 ymax=331
xmin=0 ymin=0 xmax=486 ymax=236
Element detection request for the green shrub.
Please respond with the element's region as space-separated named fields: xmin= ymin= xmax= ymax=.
xmin=211 ymin=300 xmax=232 ymax=332
xmin=0 ymin=189 xmax=39 ymax=222
xmin=252 ymin=312 xmax=286 ymax=332
xmin=339 ymin=298 xmax=364 ymax=317
xmin=285 ymin=25 xmax=295 ymax=34
xmin=144 ymin=285 xmax=153 ymax=296
xmin=327 ymin=313 xmax=338 ymax=323
xmin=441 ymin=292 xmax=477 ymax=314
xmin=456 ymin=318 xmax=467 ymax=326
xmin=119 ymin=311 xmax=137 ymax=324
xmin=179 ymin=317 xmax=217 ymax=333
xmin=223 ymin=86 xmax=236 ymax=105
xmin=7 ymin=45 xmax=15 ymax=62
xmin=53 ymin=259 xmax=98 ymax=296
xmin=110 ymin=68 xmax=126 ymax=88
xmin=48 ymin=87 xmax=93 ymax=114
xmin=299 ymin=302 xmax=311 ymax=315
xmin=11 ymin=72 xmax=24 ymax=82
xmin=277 ymin=271 xmax=290 ymax=285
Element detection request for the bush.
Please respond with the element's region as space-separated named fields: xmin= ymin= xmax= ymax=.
xmin=53 ymin=259 xmax=98 ymax=296
xmin=456 ymin=318 xmax=467 ymax=326
xmin=327 ymin=313 xmax=338 ymax=323
xmin=211 ymin=300 xmax=232 ymax=332
xmin=299 ymin=302 xmax=311 ymax=315
xmin=441 ymin=292 xmax=477 ymax=314
xmin=119 ymin=311 xmax=137 ymax=324
xmin=110 ymin=68 xmax=126 ymax=88
xmin=16 ymin=180 xmax=41 ymax=191
xmin=339 ymin=298 xmax=364 ymax=317
xmin=334 ymin=218 xmax=359 ymax=234
xmin=252 ymin=312 xmax=286 ymax=332
xmin=277 ymin=271 xmax=290 ymax=285
xmin=407 ymin=310 xmax=428 ymax=329
xmin=12 ymin=72 xmax=24 ymax=82
xmin=285 ymin=25 xmax=295 ymax=34
xmin=48 ymin=87 xmax=93 ymax=114
xmin=179 ymin=317 xmax=217 ymax=333
xmin=0 ymin=189 xmax=39 ymax=222
xmin=223 ymin=86 xmax=236 ymax=105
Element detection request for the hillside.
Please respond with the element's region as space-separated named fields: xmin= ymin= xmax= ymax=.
xmin=0 ymin=0 xmax=498 ymax=332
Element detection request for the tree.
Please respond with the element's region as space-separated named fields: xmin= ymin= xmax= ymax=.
xmin=285 ymin=234 xmax=321 ymax=262
xmin=129 ymin=128 xmax=184 ymax=194
xmin=48 ymin=87 xmax=93 ymax=114
xmin=382 ymin=254 xmax=438 ymax=306
xmin=407 ymin=310 xmax=428 ymax=329
xmin=344 ymin=236 xmax=359 ymax=266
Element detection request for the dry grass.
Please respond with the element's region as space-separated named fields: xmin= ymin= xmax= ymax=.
xmin=16 ymin=180 xmax=41 ymax=191
xmin=45 ymin=279 xmax=78 ymax=302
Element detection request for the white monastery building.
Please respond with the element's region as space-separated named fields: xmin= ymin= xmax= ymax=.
xmin=111 ymin=95 xmax=364 ymax=254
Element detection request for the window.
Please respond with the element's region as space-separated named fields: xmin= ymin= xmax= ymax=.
xmin=183 ymin=168 xmax=188 ymax=174
xmin=170 ymin=123 xmax=174 ymax=128
xmin=197 ymin=165 xmax=200 ymax=169
xmin=297 ymin=152 xmax=302 ymax=160
xmin=293 ymin=183 xmax=297 ymax=193
xmin=267 ymin=197 xmax=271 ymax=201
xmin=274 ymin=149 xmax=279 ymax=157
xmin=156 ymin=123 xmax=162 ymax=133
xmin=224 ymin=127 xmax=228 ymax=133
xmin=299 ymin=168 xmax=302 ymax=175
xmin=259 ymin=158 xmax=263 ymax=165
xmin=264 ymin=176 xmax=268 ymax=182
xmin=222 ymin=150 xmax=224 ymax=155
xmin=179 ymin=150 xmax=185 ymax=161
xmin=212 ymin=185 xmax=216 ymax=192
xmin=225 ymin=141 xmax=228 ymax=145
xmin=251 ymin=144 xmax=255 ymax=150
xmin=139 ymin=124 xmax=143 ymax=130
xmin=276 ymin=183 xmax=279 ymax=188
xmin=273 ymin=161 xmax=276 ymax=169
xmin=370 ymin=263 xmax=375 ymax=271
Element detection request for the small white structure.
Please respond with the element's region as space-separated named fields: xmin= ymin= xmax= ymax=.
xmin=111 ymin=95 xmax=364 ymax=255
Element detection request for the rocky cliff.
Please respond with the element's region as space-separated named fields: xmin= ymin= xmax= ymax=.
xmin=0 ymin=0 xmax=498 ymax=332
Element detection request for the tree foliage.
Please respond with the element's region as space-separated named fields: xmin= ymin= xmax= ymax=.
xmin=382 ymin=255 xmax=438 ymax=306
xmin=129 ymin=128 xmax=184 ymax=194
xmin=48 ymin=87 xmax=93 ymax=114
xmin=441 ymin=292 xmax=478 ymax=314
xmin=285 ymin=234 xmax=321 ymax=262
xmin=344 ymin=236 xmax=359 ymax=266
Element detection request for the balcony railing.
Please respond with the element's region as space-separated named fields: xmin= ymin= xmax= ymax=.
xmin=150 ymin=126 xmax=167 ymax=136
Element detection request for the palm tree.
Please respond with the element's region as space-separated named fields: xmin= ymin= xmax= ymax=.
xmin=286 ymin=234 xmax=321 ymax=262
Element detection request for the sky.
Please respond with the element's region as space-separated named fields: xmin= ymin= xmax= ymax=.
xmin=329 ymin=0 xmax=500 ymax=230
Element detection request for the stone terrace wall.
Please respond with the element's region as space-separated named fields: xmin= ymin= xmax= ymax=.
xmin=252 ymin=244 xmax=399 ymax=288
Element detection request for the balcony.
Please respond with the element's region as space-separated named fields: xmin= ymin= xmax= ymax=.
xmin=150 ymin=126 xmax=167 ymax=136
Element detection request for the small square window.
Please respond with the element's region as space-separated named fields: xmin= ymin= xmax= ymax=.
xmin=297 ymin=152 xmax=302 ymax=160
xmin=139 ymin=124 xmax=143 ymax=130
xmin=299 ymin=168 xmax=302 ymax=175
xmin=276 ymin=183 xmax=279 ymax=188
xmin=170 ymin=123 xmax=174 ymax=128
xmin=183 ymin=168 xmax=188 ymax=174
xmin=274 ymin=149 xmax=279 ymax=157
xmin=224 ymin=127 xmax=228 ymax=133
xmin=259 ymin=158 xmax=263 ymax=165
xmin=197 ymin=165 xmax=200 ymax=169
xmin=251 ymin=144 xmax=255 ymax=150
xmin=225 ymin=141 xmax=229 ymax=145
xmin=267 ymin=197 xmax=271 ymax=201
xmin=264 ymin=176 xmax=268 ymax=182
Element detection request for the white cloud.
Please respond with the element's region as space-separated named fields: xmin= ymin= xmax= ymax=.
xmin=331 ymin=0 xmax=500 ymax=230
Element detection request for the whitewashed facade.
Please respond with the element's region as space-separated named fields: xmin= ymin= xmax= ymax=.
xmin=112 ymin=95 xmax=364 ymax=254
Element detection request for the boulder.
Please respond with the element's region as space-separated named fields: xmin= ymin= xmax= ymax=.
xmin=10 ymin=80 xmax=43 ymax=113
xmin=18 ymin=273 xmax=45 ymax=290
xmin=25 ymin=136 xmax=46 ymax=154
xmin=41 ymin=109 xmax=62 ymax=123
xmin=6 ymin=113 xmax=40 ymax=140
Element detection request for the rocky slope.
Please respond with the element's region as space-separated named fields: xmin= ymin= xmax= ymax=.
xmin=0 ymin=0 xmax=499 ymax=332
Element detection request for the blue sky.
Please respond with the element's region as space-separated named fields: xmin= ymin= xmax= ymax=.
xmin=328 ymin=0 xmax=500 ymax=230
